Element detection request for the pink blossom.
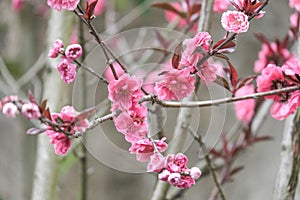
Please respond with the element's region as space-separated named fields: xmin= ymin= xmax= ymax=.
xmin=234 ymin=85 xmax=255 ymax=124
xmin=2 ymin=102 xmax=19 ymax=118
xmin=158 ymin=169 xmax=171 ymax=181
xmin=60 ymin=105 xmax=89 ymax=131
xmin=214 ymin=0 xmax=230 ymax=13
xmin=12 ymin=0 xmax=24 ymax=11
xmin=21 ymin=103 xmax=41 ymax=119
xmin=57 ymin=58 xmax=77 ymax=84
xmin=47 ymin=0 xmax=80 ymax=11
xmin=176 ymin=175 xmax=196 ymax=189
xmin=221 ymin=11 xmax=249 ymax=33
xmin=270 ymin=90 xmax=300 ymax=120
xmin=48 ymin=39 xmax=64 ymax=58
xmin=282 ymin=56 xmax=300 ymax=76
xmin=290 ymin=0 xmax=300 ymax=12
xmin=190 ymin=167 xmax=201 ymax=180
xmin=104 ymin=62 xmax=125 ymax=82
xmin=154 ymin=68 xmax=195 ymax=101
xmin=147 ymin=153 xmax=165 ymax=172
xmin=254 ymin=43 xmax=291 ymax=73
xmin=290 ymin=12 xmax=299 ymax=28
xmin=196 ymin=60 xmax=220 ymax=84
xmin=46 ymin=129 xmax=71 ymax=156
xmin=65 ymin=44 xmax=82 ymax=60
xmin=168 ymin=173 xmax=181 ymax=186
xmin=165 ymin=153 xmax=188 ymax=173
xmin=108 ymin=74 xmax=143 ymax=110
xmin=129 ymin=138 xmax=168 ymax=162
xmin=1 ymin=95 xmax=18 ymax=109
xmin=183 ymin=32 xmax=212 ymax=52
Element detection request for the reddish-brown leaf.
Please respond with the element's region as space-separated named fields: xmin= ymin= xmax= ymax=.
xmin=214 ymin=76 xmax=231 ymax=91
xmin=236 ymin=75 xmax=256 ymax=91
xmin=75 ymin=107 xmax=97 ymax=123
xmin=172 ymin=42 xmax=183 ymax=69
xmin=152 ymin=3 xmax=186 ymax=18
xmin=28 ymin=90 xmax=37 ymax=104
xmin=40 ymin=99 xmax=47 ymax=113
xmin=227 ymin=60 xmax=239 ymax=91
xmin=44 ymin=108 xmax=52 ymax=121
xmin=229 ymin=166 xmax=244 ymax=177
xmin=188 ymin=3 xmax=201 ymax=17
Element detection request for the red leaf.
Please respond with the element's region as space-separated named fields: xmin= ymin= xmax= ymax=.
xmin=255 ymin=33 xmax=270 ymax=44
xmin=236 ymin=75 xmax=257 ymax=91
xmin=226 ymin=60 xmax=239 ymax=91
xmin=152 ymin=3 xmax=186 ymax=18
xmin=209 ymin=148 xmax=223 ymax=158
xmin=40 ymin=99 xmax=47 ymax=113
xmin=75 ymin=107 xmax=96 ymax=123
xmin=83 ymin=0 xmax=98 ymax=20
xmin=213 ymin=39 xmax=236 ymax=53
xmin=44 ymin=108 xmax=52 ymax=121
xmin=214 ymin=76 xmax=231 ymax=91
xmin=172 ymin=42 xmax=183 ymax=69
xmin=28 ymin=90 xmax=37 ymax=104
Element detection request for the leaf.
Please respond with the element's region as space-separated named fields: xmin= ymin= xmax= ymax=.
xmin=209 ymin=148 xmax=223 ymax=158
xmin=83 ymin=0 xmax=98 ymax=20
xmin=171 ymin=42 xmax=183 ymax=69
xmin=28 ymin=90 xmax=37 ymax=104
xmin=44 ymin=108 xmax=52 ymax=121
xmin=75 ymin=107 xmax=97 ymax=123
xmin=152 ymin=3 xmax=186 ymax=18
xmin=226 ymin=60 xmax=239 ymax=91
xmin=26 ymin=127 xmax=46 ymax=135
xmin=214 ymin=76 xmax=231 ymax=91
xmin=236 ymin=75 xmax=257 ymax=91
xmin=213 ymin=39 xmax=236 ymax=54
xmin=40 ymin=99 xmax=47 ymax=113
xmin=249 ymin=2 xmax=264 ymax=13
xmin=188 ymin=3 xmax=201 ymax=17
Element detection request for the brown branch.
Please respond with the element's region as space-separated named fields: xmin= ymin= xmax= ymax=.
xmin=140 ymin=85 xmax=300 ymax=108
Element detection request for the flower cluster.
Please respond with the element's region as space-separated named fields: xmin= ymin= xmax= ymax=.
xmin=46 ymin=106 xmax=89 ymax=155
xmin=47 ymin=0 xmax=80 ymax=11
xmin=0 ymin=95 xmax=41 ymax=119
xmin=48 ymin=39 xmax=82 ymax=84
xmin=148 ymin=153 xmax=201 ymax=188
xmin=257 ymin=64 xmax=300 ymax=120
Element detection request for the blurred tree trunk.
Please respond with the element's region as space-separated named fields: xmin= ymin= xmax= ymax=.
xmin=31 ymin=10 xmax=74 ymax=200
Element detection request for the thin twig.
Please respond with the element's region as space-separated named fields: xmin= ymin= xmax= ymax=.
xmin=140 ymin=85 xmax=300 ymax=108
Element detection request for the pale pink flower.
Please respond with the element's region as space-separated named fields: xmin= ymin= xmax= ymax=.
xmin=2 ymin=102 xmax=19 ymax=118
xmin=165 ymin=153 xmax=188 ymax=173
xmin=60 ymin=105 xmax=89 ymax=131
xmin=154 ymin=68 xmax=195 ymax=101
xmin=254 ymin=43 xmax=291 ymax=73
xmin=197 ymin=61 xmax=220 ymax=84
xmin=190 ymin=167 xmax=202 ymax=180
xmin=147 ymin=153 xmax=165 ymax=172
xmin=234 ymin=85 xmax=255 ymax=124
xmin=282 ymin=56 xmax=300 ymax=76
xmin=65 ymin=44 xmax=82 ymax=60
xmin=182 ymin=31 xmax=211 ymax=55
xmin=158 ymin=169 xmax=171 ymax=181
xmin=12 ymin=0 xmax=24 ymax=11
xmin=1 ymin=95 xmax=18 ymax=109
xmin=168 ymin=172 xmax=181 ymax=186
xmin=104 ymin=62 xmax=125 ymax=82
xmin=129 ymin=137 xmax=168 ymax=162
xmin=214 ymin=0 xmax=230 ymax=13
xmin=57 ymin=58 xmax=77 ymax=84
xmin=290 ymin=12 xmax=299 ymax=28
xmin=270 ymin=90 xmax=300 ymax=120
xmin=221 ymin=11 xmax=249 ymax=33
xmin=108 ymin=74 xmax=143 ymax=110
xmin=46 ymin=128 xmax=71 ymax=156
xmin=290 ymin=0 xmax=300 ymax=12
xmin=47 ymin=0 xmax=80 ymax=11
xmin=21 ymin=103 xmax=41 ymax=119
xmin=176 ymin=175 xmax=196 ymax=189
xmin=48 ymin=39 xmax=64 ymax=58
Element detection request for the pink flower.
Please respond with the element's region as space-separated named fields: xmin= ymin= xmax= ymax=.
xmin=2 ymin=102 xmax=19 ymax=118
xmin=221 ymin=11 xmax=249 ymax=33
xmin=47 ymin=0 xmax=80 ymax=11
xmin=165 ymin=153 xmax=188 ymax=173
xmin=57 ymin=58 xmax=77 ymax=84
xmin=290 ymin=12 xmax=299 ymax=28
xmin=65 ymin=44 xmax=82 ymax=60
xmin=48 ymin=39 xmax=64 ymax=58
xmin=196 ymin=59 xmax=222 ymax=84
xmin=234 ymin=85 xmax=255 ymax=124
xmin=168 ymin=173 xmax=181 ymax=186
xmin=282 ymin=56 xmax=300 ymax=76
xmin=254 ymin=43 xmax=291 ymax=73
xmin=1 ymin=95 xmax=18 ymax=109
xmin=104 ymin=62 xmax=125 ymax=82
xmin=290 ymin=0 xmax=300 ymax=12
xmin=270 ymin=90 xmax=300 ymax=120
xmin=176 ymin=175 xmax=196 ymax=189
xmin=11 ymin=0 xmax=24 ymax=11
xmin=60 ymin=105 xmax=89 ymax=131
xmin=190 ymin=167 xmax=201 ymax=180
xmin=147 ymin=153 xmax=165 ymax=172
xmin=108 ymin=74 xmax=143 ymax=111
xmin=129 ymin=137 xmax=168 ymax=162
xmin=154 ymin=68 xmax=195 ymax=101
xmin=183 ymin=32 xmax=212 ymax=53
xmin=46 ymin=129 xmax=71 ymax=156
xmin=21 ymin=103 xmax=41 ymax=119
xmin=214 ymin=0 xmax=230 ymax=13
xmin=158 ymin=169 xmax=171 ymax=181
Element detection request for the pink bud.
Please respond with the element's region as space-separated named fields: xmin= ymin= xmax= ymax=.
xmin=65 ymin=44 xmax=82 ymax=60
xmin=158 ymin=169 xmax=171 ymax=181
xmin=48 ymin=39 xmax=64 ymax=58
xmin=168 ymin=173 xmax=181 ymax=186
xmin=190 ymin=167 xmax=201 ymax=180
xmin=2 ymin=102 xmax=19 ymax=118
xmin=21 ymin=103 xmax=41 ymax=119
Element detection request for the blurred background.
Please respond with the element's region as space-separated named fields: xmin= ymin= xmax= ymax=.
xmin=0 ymin=0 xmax=298 ymax=199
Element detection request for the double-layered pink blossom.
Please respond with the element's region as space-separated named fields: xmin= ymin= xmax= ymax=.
xmin=234 ymin=85 xmax=255 ymax=124
xmin=47 ymin=0 xmax=80 ymax=11
xmin=2 ymin=102 xmax=19 ymax=118
xmin=57 ymin=58 xmax=77 ymax=84
xmin=290 ymin=0 xmax=300 ymax=12
xmin=48 ymin=39 xmax=64 ymax=58
xmin=65 ymin=44 xmax=82 ymax=60
xmin=21 ymin=103 xmax=41 ymax=119
xmin=221 ymin=11 xmax=249 ymax=33
xmin=165 ymin=153 xmax=188 ymax=173
xmin=129 ymin=137 xmax=168 ymax=162
xmin=147 ymin=153 xmax=165 ymax=172
xmin=108 ymin=74 xmax=143 ymax=110
xmin=154 ymin=68 xmax=195 ymax=101
xmin=46 ymin=106 xmax=89 ymax=155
